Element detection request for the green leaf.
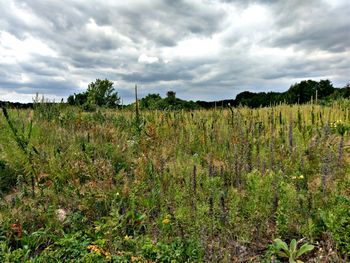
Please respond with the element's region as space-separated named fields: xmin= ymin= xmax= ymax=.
xmin=274 ymin=239 xmax=289 ymax=255
xmin=290 ymin=239 xmax=297 ymax=254
xmin=277 ymin=251 xmax=289 ymax=258
xmin=296 ymin=243 xmax=314 ymax=258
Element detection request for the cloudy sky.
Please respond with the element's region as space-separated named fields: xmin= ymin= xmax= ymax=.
xmin=0 ymin=0 xmax=349 ymax=103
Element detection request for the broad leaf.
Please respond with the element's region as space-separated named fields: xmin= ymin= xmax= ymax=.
xmin=274 ymin=238 xmax=289 ymax=255
xmin=290 ymin=239 xmax=297 ymax=254
xmin=277 ymin=251 xmax=289 ymax=258
xmin=296 ymin=243 xmax=314 ymax=258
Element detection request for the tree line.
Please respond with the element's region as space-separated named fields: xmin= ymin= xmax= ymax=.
xmin=67 ymin=78 xmax=350 ymax=110
xmin=198 ymin=79 xmax=350 ymax=108
xmin=1 ymin=79 xmax=349 ymax=109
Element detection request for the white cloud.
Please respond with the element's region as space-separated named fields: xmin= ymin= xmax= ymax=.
xmin=138 ymin=54 xmax=159 ymax=64
xmin=163 ymin=36 xmax=221 ymax=59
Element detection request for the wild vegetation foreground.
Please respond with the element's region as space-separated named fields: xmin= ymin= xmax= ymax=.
xmin=0 ymin=101 xmax=350 ymax=262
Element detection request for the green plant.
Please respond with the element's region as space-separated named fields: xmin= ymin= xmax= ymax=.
xmin=68 ymin=79 xmax=120 ymax=110
xmin=321 ymin=195 xmax=350 ymax=255
xmin=1 ymin=107 xmax=38 ymax=196
xmin=0 ymin=241 xmax=31 ymax=262
xmin=1 ymin=100 xmax=350 ymax=262
xmin=273 ymin=238 xmax=314 ymax=263
xmin=33 ymin=93 xmax=62 ymax=122
xmin=0 ymin=160 xmax=17 ymax=195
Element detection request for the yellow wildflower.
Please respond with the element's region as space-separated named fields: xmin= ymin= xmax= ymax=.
xmin=87 ymin=244 xmax=111 ymax=259
xmin=124 ymin=235 xmax=132 ymax=241
xmin=131 ymin=256 xmax=143 ymax=262
xmin=105 ymin=251 xmax=111 ymax=260
xmin=87 ymin=245 xmax=102 ymax=255
xmin=162 ymin=218 xmax=170 ymax=225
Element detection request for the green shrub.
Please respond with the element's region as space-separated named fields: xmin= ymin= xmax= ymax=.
xmin=321 ymin=195 xmax=350 ymax=255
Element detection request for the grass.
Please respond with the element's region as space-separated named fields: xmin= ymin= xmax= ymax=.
xmin=0 ymin=101 xmax=349 ymax=262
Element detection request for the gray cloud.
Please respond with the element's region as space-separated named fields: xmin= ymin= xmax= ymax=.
xmin=0 ymin=0 xmax=349 ymax=103
xmin=269 ymin=1 xmax=350 ymax=53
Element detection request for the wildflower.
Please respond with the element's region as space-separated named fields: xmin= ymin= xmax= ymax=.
xmin=87 ymin=244 xmax=111 ymax=259
xmin=10 ymin=223 xmax=22 ymax=238
xmin=87 ymin=245 xmax=102 ymax=255
xmin=131 ymin=256 xmax=143 ymax=262
xmin=162 ymin=218 xmax=170 ymax=224
xmin=105 ymin=251 xmax=111 ymax=260
xmin=124 ymin=235 xmax=132 ymax=241
xmin=162 ymin=215 xmax=171 ymax=225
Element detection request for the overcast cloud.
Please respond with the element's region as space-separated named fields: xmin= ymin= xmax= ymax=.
xmin=0 ymin=0 xmax=349 ymax=103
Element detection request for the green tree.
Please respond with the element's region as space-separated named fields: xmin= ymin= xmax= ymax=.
xmin=86 ymin=79 xmax=120 ymax=108
xmin=140 ymin=94 xmax=162 ymax=109
xmin=165 ymin=91 xmax=177 ymax=105
xmin=317 ymin=79 xmax=334 ymax=97
xmin=67 ymin=92 xmax=88 ymax=106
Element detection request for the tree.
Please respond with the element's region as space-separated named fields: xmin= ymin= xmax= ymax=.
xmin=286 ymin=80 xmax=318 ymax=104
xmin=140 ymin=93 xmax=162 ymax=109
xmin=87 ymin=79 xmax=120 ymax=108
xmin=67 ymin=79 xmax=120 ymax=109
xmin=317 ymin=79 xmax=334 ymax=97
xmin=67 ymin=92 xmax=88 ymax=106
xmin=166 ymin=91 xmax=176 ymax=99
xmin=165 ymin=91 xmax=177 ymax=105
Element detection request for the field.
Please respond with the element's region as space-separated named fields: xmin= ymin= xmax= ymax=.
xmin=0 ymin=101 xmax=350 ymax=262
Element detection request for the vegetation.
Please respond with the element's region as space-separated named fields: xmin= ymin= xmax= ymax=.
xmin=67 ymin=79 xmax=120 ymax=110
xmin=198 ymin=80 xmax=349 ymax=109
xmin=0 ymin=95 xmax=349 ymax=262
xmin=138 ymin=91 xmax=199 ymax=110
xmin=2 ymin=79 xmax=350 ymax=111
xmin=272 ymin=238 xmax=314 ymax=263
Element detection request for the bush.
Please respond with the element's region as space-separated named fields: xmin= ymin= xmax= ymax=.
xmin=321 ymin=195 xmax=350 ymax=255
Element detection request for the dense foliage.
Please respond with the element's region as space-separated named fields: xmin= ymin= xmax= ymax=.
xmin=0 ymin=99 xmax=349 ymax=262
xmin=198 ymin=80 xmax=349 ymax=108
xmin=138 ymin=92 xmax=199 ymax=110
xmin=67 ymin=79 xmax=120 ymax=110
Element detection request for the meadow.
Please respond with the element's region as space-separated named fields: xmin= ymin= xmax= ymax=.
xmin=0 ymin=101 xmax=349 ymax=262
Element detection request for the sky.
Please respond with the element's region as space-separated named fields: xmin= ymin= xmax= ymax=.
xmin=0 ymin=0 xmax=349 ymax=103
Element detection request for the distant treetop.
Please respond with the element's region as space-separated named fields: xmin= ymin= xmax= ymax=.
xmin=67 ymin=79 xmax=120 ymax=110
